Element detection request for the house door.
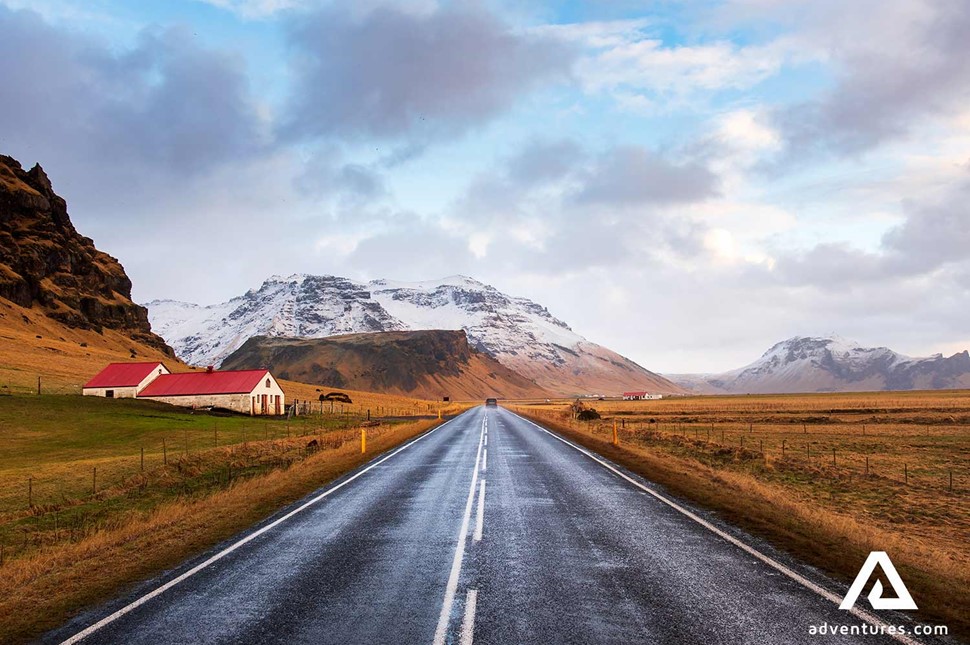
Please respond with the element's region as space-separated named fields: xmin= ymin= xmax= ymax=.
xmin=274 ymin=396 xmax=281 ymax=415
xmin=261 ymin=394 xmax=268 ymax=415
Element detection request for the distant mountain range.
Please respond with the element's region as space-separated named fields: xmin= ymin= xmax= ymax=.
xmin=666 ymin=335 xmax=970 ymax=394
xmin=147 ymin=274 xmax=679 ymax=397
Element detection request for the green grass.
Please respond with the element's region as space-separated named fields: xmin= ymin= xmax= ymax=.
xmin=0 ymin=394 xmax=372 ymax=560
xmin=0 ymin=395 xmax=342 ymax=468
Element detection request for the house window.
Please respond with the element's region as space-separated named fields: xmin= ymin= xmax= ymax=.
xmin=105 ymin=390 xmax=114 ymax=398
xmin=266 ymin=378 xmax=271 ymax=388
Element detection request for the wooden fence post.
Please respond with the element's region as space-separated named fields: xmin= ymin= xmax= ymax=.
xmin=92 ymin=467 xmax=97 ymax=495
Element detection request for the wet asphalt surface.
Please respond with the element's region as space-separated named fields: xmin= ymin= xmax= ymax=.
xmin=47 ymin=407 xmax=950 ymax=645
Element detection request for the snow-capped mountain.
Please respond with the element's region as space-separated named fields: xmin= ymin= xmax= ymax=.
xmin=666 ymin=335 xmax=970 ymax=394
xmin=146 ymin=274 xmax=679 ymax=396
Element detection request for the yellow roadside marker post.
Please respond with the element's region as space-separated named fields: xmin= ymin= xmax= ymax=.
xmin=361 ymin=428 xmax=367 ymax=453
xmin=613 ymin=420 xmax=619 ymax=446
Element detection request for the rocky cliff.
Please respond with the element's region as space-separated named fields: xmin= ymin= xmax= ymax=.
xmin=0 ymin=153 xmax=171 ymax=354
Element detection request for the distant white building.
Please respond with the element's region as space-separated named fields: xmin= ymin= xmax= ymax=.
xmin=83 ymin=363 xmax=285 ymax=415
xmin=82 ymin=362 xmax=170 ymax=398
xmin=622 ymin=391 xmax=663 ymax=401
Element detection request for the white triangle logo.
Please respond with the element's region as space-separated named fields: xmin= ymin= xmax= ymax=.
xmin=840 ymin=551 xmax=918 ymax=611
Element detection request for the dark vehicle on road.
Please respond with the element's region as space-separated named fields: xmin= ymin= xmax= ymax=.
xmin=485 ymin=398 xmax=498 ymax=407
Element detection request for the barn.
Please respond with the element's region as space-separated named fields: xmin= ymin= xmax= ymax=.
xmin=137 ymin=367 xmax=285 ymax=416
xmin=82 ymin=362 xmax=170 ymax=398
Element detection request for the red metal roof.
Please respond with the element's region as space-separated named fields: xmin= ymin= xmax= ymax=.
xmin=138 ymin=370 xmax=271 ymax=397
xmin=83 ymin=362 xmax=166 ymax=389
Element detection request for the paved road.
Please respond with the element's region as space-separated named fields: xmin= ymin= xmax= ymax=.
xmin=49 ymin=407 xmax=941 ymax=644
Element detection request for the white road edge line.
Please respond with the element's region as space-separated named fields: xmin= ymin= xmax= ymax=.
xmin=60 ymin=414 xmax=465 ymax=645
xmin=432 ymin=414 xmax=486 ymax=645
xmin=460 ymin=589 xmax=478 ymax=645
xmin=509 ymin=410 xmax=925 ymax=645
xmin=474 ymin=479 xmax=486 ymax=542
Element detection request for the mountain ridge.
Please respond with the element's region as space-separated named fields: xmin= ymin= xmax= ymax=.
xmin=148 ymin=273 xmax=680 ymax=397
xmin=666 ymin=335 xmax=970 ymax=394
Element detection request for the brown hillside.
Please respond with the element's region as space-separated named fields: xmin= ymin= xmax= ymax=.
xmin=0 ymin=153 xmax=170 ymax=355
xmin=221 ymin=330 xmax=550 ymax=400
xmin=0 ymin=297 xmax=177 ymax=394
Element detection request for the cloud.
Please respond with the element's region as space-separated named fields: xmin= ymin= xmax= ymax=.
xmin=540 ymin=18 xmax=790 ymax=111
xmin=505 ymin=139 xmax=586 ymax=186
xmin=279 ymin=4 xmax=576 ymax=142
xmin=759 ymin=0 xmax=970 ymax=158
xmin=295 ymin=148 xmax=387 ymax=201
xmin=198 ymin=0 xmax=303 ymax=19
xmin=768 ymin=169 xmax=970 ymax=287
xmin=883 ymin=176 xmax=970 ymax=273
xmin=0 ymin=7 xmax=265 ymax=179
xmin=575 ymin=146 xmax=719 ymax=205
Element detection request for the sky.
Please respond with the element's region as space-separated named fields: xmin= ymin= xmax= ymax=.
xmin=1 ymin=0 xmax=968 ymax=373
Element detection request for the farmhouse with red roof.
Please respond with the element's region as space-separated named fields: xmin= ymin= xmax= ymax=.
xmin=622 ymin=391 xmax=663 ymax=401
xmin=139 ymin=368 xmax=285 ymax=415
xmin=83 ymin=363 xmax=285 ymax=415
xmin=82 ymin=362 xmax=170 ymax=399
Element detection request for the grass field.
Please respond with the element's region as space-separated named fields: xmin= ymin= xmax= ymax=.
xmin=512 ymin=390 xmax=970 ymax=637
xmin=0 ymin=392 xmax=459 ymax=642
xmin=0 ymin=394 xmax=470 ymax=562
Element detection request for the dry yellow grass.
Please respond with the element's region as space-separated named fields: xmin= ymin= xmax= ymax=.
xmin=0 ymin=299 xmax=176 ymax=395
xmin=280 ymin=378 xmax=476 ymax=416
xmin=512 ymin=391 xmax=970 ymax=637
xmin=0 ymin=416 xmax=442 ymax=643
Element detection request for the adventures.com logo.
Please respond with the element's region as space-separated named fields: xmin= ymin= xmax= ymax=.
xmin=840 ymin=551 xmax=917 ymax=611
xmin=807 ymin=552 xmax=949 ymax=639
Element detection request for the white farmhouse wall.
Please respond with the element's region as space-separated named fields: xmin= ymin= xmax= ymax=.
xmin=82 ymin=386 xmax=140 ymax=398
xmin=137 ymin=365 xmax=170 ymax=392
xmin=247 ymin=373 xmax=286 ymax=415
xmin=141 ymin=393 xmax=256 ymax=414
